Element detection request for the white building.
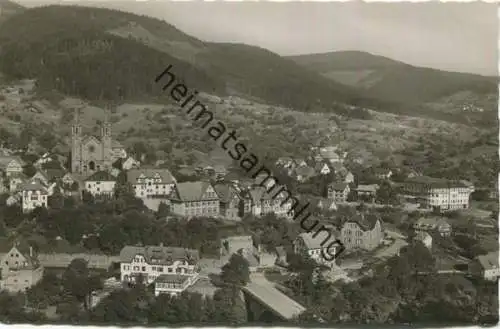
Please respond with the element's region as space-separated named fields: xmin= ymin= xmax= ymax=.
xmin=122 ymin=157 xmax=141 ymax=170
xmin=415 ymin=231 xmax=432 ymax=249
xmin=403 ymin=176 xmax=473 ymax=211
xmin=20 ymin=181 xmax=48 ymax=213
xmin=119 ymin=244 xmax=200 ymax=296
xmin=0 ymin=156 xmax=24 ymax=177
xmin=127 ymin=168 xmax=176 ymax=199
xmin=472 ymin=251 xmax=499 ymax=281
xmin=293 ymin=230 xmax=341 ymax=268
xmin=84 ymin=171 xmax=117 ymax=198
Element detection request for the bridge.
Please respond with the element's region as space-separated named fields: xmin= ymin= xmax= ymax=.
xmin=242 ymin=274 xmax=306 ymax=322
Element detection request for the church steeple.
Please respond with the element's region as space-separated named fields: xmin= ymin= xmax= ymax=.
xmin=72 ymin=108 xmax=81 ymax=137
xmin=101 ymin=107 xmax=111 ymax=138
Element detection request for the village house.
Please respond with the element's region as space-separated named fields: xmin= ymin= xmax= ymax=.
xmin=214 ymin=183 xmax=243 ymax=221
xmin=213 ymin=165 xmax=227 ymax=180
xmin=127 ymin=168 xmax=176 ymax=199
xmin=0 ymin=156 xmax=24 ymax=177
xmin=339 ymin=213 xmax=384 ymax=251
xmin=415 ymin=231 xmax=433 ymax=249
xmin=8 ymin=172 xmax=27 ymax=193
xmin=413 ymin=217 xmax=452 ymax=237
xmin=470 ymin=251 xmax=499 ymax=281
xmin=374 ymin=168 xmax=393 ymax=180
xmin=119 ymin=244 xmax=199 ymax=296
xmin=275 ymin=157 xmax=296 ymax=170
xmin=244 ymin=185 xmax=294 ymax=219
xmin=20 ymin=180 xmax=49 ymax=213
xmin=169 ymin=181 xmax=220 ymax=217
xmin=122 ymin=156 xmax=141 ymax=171
xmin=0 ymin=239 xmax=44 ymax=293
xmin=402 ymin=176 xmax=473 ymax=210
xmin=327 ymin=182 xmax=350 ymax=203
xmin=293 ymin=166 xmax=316 ymax=182
xmin=220 ymin=236 xmax=276 ymax=271
xmin=84 ymin=170 xmax=117 ymax=198
xmin=356 ymin=184 xmax=379 ymax=199
xmin=293 ymin=230 xmax=340 ymax=268
xmin=315 ymin=162 xmax=331 ymax=175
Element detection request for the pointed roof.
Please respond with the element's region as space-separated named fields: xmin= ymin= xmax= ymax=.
xmin=172 ymin=181 xmax=218 ymax=202
xmin=85 ymin=170 xmax=117 ymax=182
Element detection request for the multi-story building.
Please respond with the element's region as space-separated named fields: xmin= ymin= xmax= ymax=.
xmin=8 ymin=172 xmax=27 ymax=192
xmin=293 ymin=230 xmax=340 ymax=268
xmin=71 ymin=109 xmax=126 ymax=175
xmin=127 ymin=168 xmax=176 ymax=199
xmin=413 ymin=217 xmax=451 ymax=237
xmin=339 ymin=213 xmax=384 ymax=251
xmin=214 ymin=183 xmax=243 ymax=221
xmin=0 ymin=239 xmax=44 ymax=292
xmin=244 ymin=186 xmax=294 ymax=219
xmin=470 ymin=251 xmax=499 ymax=281
xmin=119 ymin=244 xmax=199 ymax=296
xmin=402 ymin=176 xmax=473 ymax=210
xmin=327 ymin=182 xmax=350 ymax=203
xmin=0 ymin=156 xmax=24 ymax=177
xmin=169 ymin=181 xmax=220 ymax=217
xmin=20 ymin=181 xmax=48 ymax=213
xmin=84 ymin=171 xmax=117 ymax=198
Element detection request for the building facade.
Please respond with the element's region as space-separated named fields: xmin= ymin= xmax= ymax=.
xmin=169 ymin=181 xmax=220 ymax=217
xmin=339 ymin=213 xmax=384 ymax=251
xmin=402 ymin=176 xmax=473 ymax=210
xmin=327 ymin=182 xmax=350 ymax=203
xmin=0 ymin=156 xmax=24 ymax=177
xmin=0 ymin=241 xmax=44 ymax=293
xmin=127 ymin=168 xmax=176 ymax=199
xmin=71 ymin=110 xmax=126 ymax=175
xmin=293 ymin=231 xmax=340 ymax=268
xmin=119 ymin=244 xmax=199 ymax=295
xmin=84 ymin=171 xmax=117 ymax=198
xmin=20 ymin=181 xmax=48 ymax=213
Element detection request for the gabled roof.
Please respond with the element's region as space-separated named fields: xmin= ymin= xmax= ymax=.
xmin=44 ymin=168 xmax=67 ymax=181
xmin=329 ymin=182 xmax=349 ymax=191
xmin=415 ymin=217 xmax=450 ymax=228
xmin=298 ymin=229 xmax=339 ymax=250
xmin=85 ymin=170 xmax=117 ymax=182
xmin=119 ymin=245 xmax=199 ymax=265
xmin=171 ymin=181 xmax=218 ymax=202
xmin=341 ymin=213 xmax=381 ymax=232
xmin=111 ymin=140 xmax=124 ymax=149
xmin=127 ymin=168 xmax=176 ymax=184
xmin=155 ymin=274 xmax=192 ymax=284
xmin=0 ymin=238 xmax=39 ymax=269
xmin=477 ymin=251 xmax=499 ymax=271
xmin=0 ymin=156 xmax=24 ymax=169
xmin=294 ymin=166 xmax=315 ymax=177
xmin=213 ymin=183 xmax=241 ymax=203
xmin=405 ymin=176 xmax=467 ymax=188
xmin=19 ymin=180 xmax=48 ymax=194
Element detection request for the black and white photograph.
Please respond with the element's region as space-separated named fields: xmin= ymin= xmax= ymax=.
xmin=0 ymin=0 xmax=498 ymax=326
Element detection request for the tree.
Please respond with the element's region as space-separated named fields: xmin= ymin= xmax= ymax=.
xmin=62 ymin=258 xmax=102 ymax=310
xmin=22 ymin=163 xmax=37 ymax=177
xmin=212 ymin=288 xmax=247 ymax=324
xmin=376 ymin=181 xmax=398 ymax=205
xmin=220 ymin=253 xmax=250 ymax=287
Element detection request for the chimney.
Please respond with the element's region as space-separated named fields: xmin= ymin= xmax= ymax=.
xmin=29 ymin=246 xmax=33 ymax=257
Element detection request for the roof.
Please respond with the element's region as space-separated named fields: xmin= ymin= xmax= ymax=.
xmin=405 ymin=176 xmax=468 ymax=188
xmin=0 ymin=237 xmax=39 ymax=269
xmin=172 ymin=181 xmax=218 ymax=202
xmin=0 ymin=156 xmax=24 ymax=169
xmin=341 ymin=212 xmax=381 ymax=231
xmin=19 ymin=180 xmax=48 ymax=193
xmin=213 ymin=183 xmax=240 ymax=203
xmin=85 ymin=171 xmax=117 ymax=182
xmin=357 ymin=184 xmax=379 ymax=193
xmin=298 ymin=229 xmax=338 ymax=250
xmin=111 ymin=140 xmax=124 ymax=149
xmin=415 ymin=217 xmax=450 ymax=228
xmin=329 ymin=182 xmax=349 ymax=191
xmin=119 ymin=245 xmax=199 ymax=265
xmin=477 ymin=251 xmax=499 ymax=271
xmin=126 ymin=168 xmax=176 ymax=184
xmin=295 ymin=166 xmax=315 ymax=177
xmin=155 ymin=274 xmax=192 ymax=285
xmin=44 ymin=168 xmax=67 ymax=181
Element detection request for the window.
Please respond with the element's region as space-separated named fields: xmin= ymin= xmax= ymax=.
xmin=142 ymin=266 xmax=146 ymax=271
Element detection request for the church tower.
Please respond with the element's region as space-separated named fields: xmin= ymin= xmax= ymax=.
xmin=71 ymin=108 xmax=82 ymax=173
xmin=101 ymin=108 xmax=112 ymax=170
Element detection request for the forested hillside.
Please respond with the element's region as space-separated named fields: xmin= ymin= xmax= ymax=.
xmin=0 ymin=5 xmax=392 ymax=115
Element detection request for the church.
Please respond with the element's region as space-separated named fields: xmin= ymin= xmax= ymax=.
xmin=71 ymin=110 xmax=126 ymax=175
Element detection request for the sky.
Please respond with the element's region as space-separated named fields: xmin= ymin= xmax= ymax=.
xmin=15 ymin=0 xmax=499 ymax=76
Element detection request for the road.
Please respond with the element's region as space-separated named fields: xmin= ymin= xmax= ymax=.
xmin=374 ymin=229 xmax=408 ymax=259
